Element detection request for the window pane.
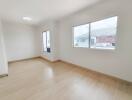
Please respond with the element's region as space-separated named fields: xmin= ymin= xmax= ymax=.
xmin=46 ymin=31 xmax=50 ymax=48
xmin=73 ymin=24 xmax=89 ymax=48
xmin=90 ymin=16 xmax=118 ymax=49
xmin=43 ymin=32 xmax=47 ymax=52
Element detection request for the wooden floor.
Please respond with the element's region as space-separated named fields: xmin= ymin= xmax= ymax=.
xmin=0 ymin=58 xmax=132 ymax=100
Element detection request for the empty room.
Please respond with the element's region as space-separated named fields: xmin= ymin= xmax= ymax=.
xmin=0 ymin=0 xmax=132 ymax=100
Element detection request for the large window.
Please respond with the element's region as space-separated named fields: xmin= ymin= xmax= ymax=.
xmin=73 ymin=16 xmax=118 ymax=50
xmin=90 ymin=17 xmax=117 ymax=49
xmin=42 ymin=31 xmax=51 ymax=53
xmin=73 ymin=24 xmax=89 ymax=48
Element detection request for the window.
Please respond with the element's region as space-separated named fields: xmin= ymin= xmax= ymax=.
xmin=90 ymin=17 xmax=118 ymax=49
xmin=73 ymin=16 xmax=118 ymax=50
xmin=73 ymin=24 xmax=89 ymax=48
xmin=42 ymin=31 xmax=51 ymax=53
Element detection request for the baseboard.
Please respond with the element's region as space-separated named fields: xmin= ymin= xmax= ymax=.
xmin=60 ymin=60 xmax=132 ymax=85
xmin=40 ymin=57 xmax=132 ymax=84
xmin=0 ymin=74 xmax=8 ymax=78
xmin=40 ymin=56 xmax=60 ymax=63
xmin=8 ymin=56 xmax=40 ymax=63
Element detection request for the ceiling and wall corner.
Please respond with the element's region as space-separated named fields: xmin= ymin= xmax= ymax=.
xmin=0 ymin=0 xmax=104 ymax=25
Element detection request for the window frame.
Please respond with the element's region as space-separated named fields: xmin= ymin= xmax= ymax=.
xmin=42 ymin=30 xmax=51 ymax=53
xmin=72 ymin=24 xmax=90 ymax=48
xmin=72 ymin=16 xmax=118 ymax=50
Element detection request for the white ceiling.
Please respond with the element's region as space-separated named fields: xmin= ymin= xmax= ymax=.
xmin=0 ymin=0 xmax=102 ymax=25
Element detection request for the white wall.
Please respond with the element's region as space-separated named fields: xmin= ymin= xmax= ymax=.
xmin=0 ymin=19 xmax=8 ymax=75
xmin=2 ymin=21 xmax=40 ymax=62
xmin=58 ymin=0 xmax=132 ymax=82
xmin=37 ymin=21 xmax=59 ymax=61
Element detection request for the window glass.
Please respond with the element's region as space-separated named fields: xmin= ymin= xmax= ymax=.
xmin=43 ymin=32 xmax=47 ymax=52
xmin=43 ymin=31 xmax=51 ymax=53
xmin=46 ymin=31 xmax=50 ymax=48
xmin=73 ymin=24 xmax=89 ymax=48
xmin=90 ymin=16 xmax=118 ymax=49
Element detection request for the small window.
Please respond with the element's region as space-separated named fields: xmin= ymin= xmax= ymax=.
xmin=42 ymin=31 xmax=51 ymax=53
xmin=90 ymin=16 xmax=118 ymax=49
xmin=73 ymin=24 xmax=89 ymax=48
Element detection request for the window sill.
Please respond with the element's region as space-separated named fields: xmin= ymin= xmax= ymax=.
xmin=73 ymin=46 xmax=116 ymax=51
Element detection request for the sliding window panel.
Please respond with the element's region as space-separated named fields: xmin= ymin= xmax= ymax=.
xmin=90 ymin=16 xmax=118 ymax=50
xmin=73 ymin=24 xmax=89 ymax=48
xmin=43 ymin=32 xmax=47 ymax=52
xmin=46 ymin=31 xmax=50 ymax=48
xmin=46 ymin=31 xmax=51 ymax=53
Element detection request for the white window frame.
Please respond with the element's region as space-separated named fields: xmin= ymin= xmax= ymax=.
xmin=72 ymin=16 xmax=118 ymax=50
xmin=42 ymin=30 xmax=51 ymax=53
